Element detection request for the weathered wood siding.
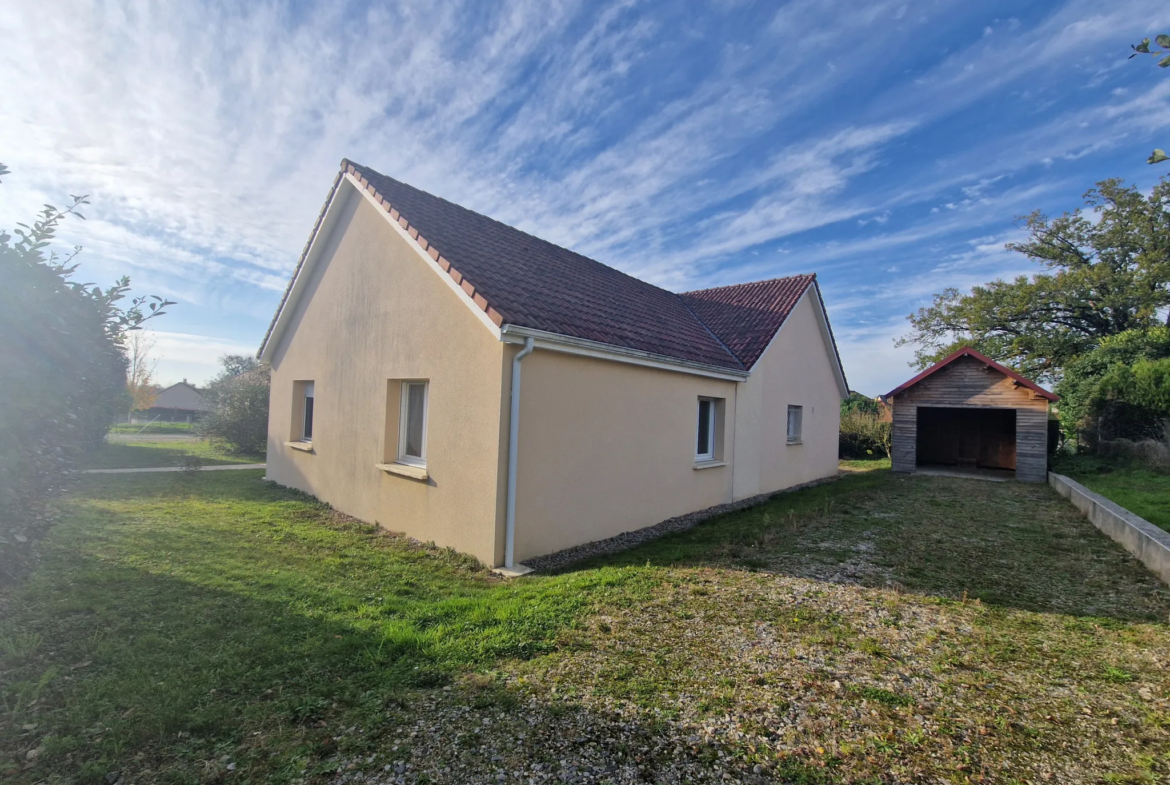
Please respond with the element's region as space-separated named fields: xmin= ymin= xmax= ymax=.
xmin=1015 ymin=408 xmax=1049 ymax=482
xmin=891 ymin=400 xmax=917 ymax=473
xmin=889 ymin=355 xmax=1050 ymax=481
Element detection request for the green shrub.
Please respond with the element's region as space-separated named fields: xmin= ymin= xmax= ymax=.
xmin=839 ymin=410 xmax=891 ymax=460
xmin=0 ymin=164 xmax=171 ymax=584
xmin=1057 ymin=327 xmax=1170 ymax=440
xmin=1090 ymin=357 xmax=1170 ymax=441
xmin=841 ymin=391 xmax=880 ymax=416
xmin=197 ymin=356 xmax=270 ymax=455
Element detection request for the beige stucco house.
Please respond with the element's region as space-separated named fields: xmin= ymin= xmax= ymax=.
xmin=259 ymin=160 xmax=849 ymax=572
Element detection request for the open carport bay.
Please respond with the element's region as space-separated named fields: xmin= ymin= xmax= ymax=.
xmin=916 ymin=405 xmax=1017 ymax=473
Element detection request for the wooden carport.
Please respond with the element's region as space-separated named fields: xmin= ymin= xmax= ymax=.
xmin=882 ymin=347 xmax=1058 ymax=483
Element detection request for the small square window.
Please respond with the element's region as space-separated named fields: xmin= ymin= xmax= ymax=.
xmin=398 ymin=381 xmax=428 ymax=466
xmin=787 ymin=405 xmax=803 ymax=444
xmin=697 ymin=398 xmax=716 ymax=461
xmin=300 ymin=381 xmax=315 ymax=442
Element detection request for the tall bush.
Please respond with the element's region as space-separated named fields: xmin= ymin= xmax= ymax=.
xmin=838 ymin=392 xmax=890 ymax=459
xmin=0 ymin=164 xmax=172 ymax=583
xmin=1091 ymin=357 xmax=1170 ymax=441
xmin=197 ymin=355 xmax=270 ymax=455
xmin=1057 ymin=327 xmax=1170 ymax=440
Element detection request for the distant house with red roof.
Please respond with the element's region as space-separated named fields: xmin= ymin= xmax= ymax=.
xmin=258 ymin=160 xmax=848 ymax=571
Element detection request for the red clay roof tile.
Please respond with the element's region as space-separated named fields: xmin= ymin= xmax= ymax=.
xmin=680 ymin=275 xmax=816 ymax=369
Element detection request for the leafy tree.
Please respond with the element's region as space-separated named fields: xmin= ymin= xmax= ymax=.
xmin=197 ymin=355 xmax=270 ymax=455
xmin=1092 ymin=357 xmax=1170 ymax=440
xmin=0 ymin=163 xmax=173 ymax=583
xmin=1057 ymin=327 xmax=1170 ymax=440
xmin=1130 ymin=35 xmax=1170 ymax=164
xmin=219 ymin=354 xmax=262 ymax=378
xmin=126 ymin=330 xmax=159 ymax=419
xmin=900 ymin=178 xmax=1170 ymax=382
xmin=841 ymin=390 xmax=880 ymax=416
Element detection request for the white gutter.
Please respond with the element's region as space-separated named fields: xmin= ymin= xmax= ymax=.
xmin=499 ymin=324 xmax=748 ymax=382
xmin=504 ymin=337 xmax=535 ymax=570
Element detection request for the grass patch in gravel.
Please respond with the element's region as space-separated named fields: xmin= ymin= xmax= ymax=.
xmin=84 ymin=439 xmax=264 ymax=469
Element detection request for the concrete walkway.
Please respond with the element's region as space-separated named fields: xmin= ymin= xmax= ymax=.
xmin=84 ymin=464 xmax=266 ymax=474
xmin=105 ymin=433 xmax=200 ymax=443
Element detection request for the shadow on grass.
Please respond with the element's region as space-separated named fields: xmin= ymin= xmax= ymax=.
xmin=1 ymin=553 xmax=826 ymax=785
xmin=83 ymin=441 xmax=263 ymax=470
xmin=1 ymin=473 xmax=669 ymax=784
xmin=562 ymin=469 xmax=1170 ymax=623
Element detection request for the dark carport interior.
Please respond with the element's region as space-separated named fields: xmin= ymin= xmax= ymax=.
xmin=916 ymin=406 xmax=1017 ymax=473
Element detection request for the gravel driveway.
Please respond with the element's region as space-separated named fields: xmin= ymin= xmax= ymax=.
xmin=324 ymin=472 xmax=1170 ymax=785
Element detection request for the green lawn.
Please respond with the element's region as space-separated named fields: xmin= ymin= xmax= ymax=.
xmin=838 ymin=456 xmax=891 ymax=472
xmin=109 ymin=422 xmax=196 ymax=435
xmin=0 ymin=472 xmax=644 ymax=783
xmin=85 ymin=439 xmax=264 ymax=469
xmin=1055 ymin=455 xmax=1170 ymax=532
xmin=2 ymin=468 xmax=1168 ymax=783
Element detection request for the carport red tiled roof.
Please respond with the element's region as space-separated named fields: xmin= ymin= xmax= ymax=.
xmin=267 ymin=159 xmax=825 ymax=372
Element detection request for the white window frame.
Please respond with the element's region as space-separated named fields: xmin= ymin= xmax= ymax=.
xmin=301 ymin=381 xmax=315 ymax=442
xmin=696 ymin=397 xmax=716 ymax=461
xmin=787 ymin=404 xmax=803 ymax=444
xmin=398 ymin=381 xmax=429 ymax=467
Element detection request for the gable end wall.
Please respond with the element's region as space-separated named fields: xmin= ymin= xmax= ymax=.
xmin=731 ymin=292 xmax=843 ymax=501
xmin=264 ymin=185 xmax=509 ymax=564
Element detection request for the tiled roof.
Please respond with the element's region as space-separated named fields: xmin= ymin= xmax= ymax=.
xmin=680 ymin=275 xmax=816 ymax=370
xmin=265 ymin=159 xmax=826 ymax=373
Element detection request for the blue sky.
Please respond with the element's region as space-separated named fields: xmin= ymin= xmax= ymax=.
xmin=2 ymin=0 xmax=1168 ymax=395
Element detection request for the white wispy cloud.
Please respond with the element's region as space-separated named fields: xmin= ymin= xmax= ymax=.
xmin=141 ymin=330 xmax=260 ymax=386
xmin=1 ymin=0 xmax=1164 ymax=389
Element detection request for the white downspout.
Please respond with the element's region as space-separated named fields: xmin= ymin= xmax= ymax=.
xmin=504 ymin=337 xmax=535 ymax=569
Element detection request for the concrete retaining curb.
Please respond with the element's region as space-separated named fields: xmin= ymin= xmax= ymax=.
xmin=1049 ymin=472 xmax=1170 ymax=586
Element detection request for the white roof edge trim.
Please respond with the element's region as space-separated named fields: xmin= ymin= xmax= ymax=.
xmin=345 ymin=174 xmax=502 ymax=339
xmin=259 ymin=179 xmax=352 ymax=362
xmin=500 ymin=324 xmax=750 ymax=381
xmin=810 ymin=283 xmax=850 ymax=398
xmin=748 ymin=286 xmax=850 ymax=399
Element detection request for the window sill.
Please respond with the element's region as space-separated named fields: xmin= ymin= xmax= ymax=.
xmin=376 ymin=462 xmax=429 ymax=481
xmin=286 ymin=441 xmax=315 ymax=453
xmin=693 ymin=460 xmax=727 ymax=470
